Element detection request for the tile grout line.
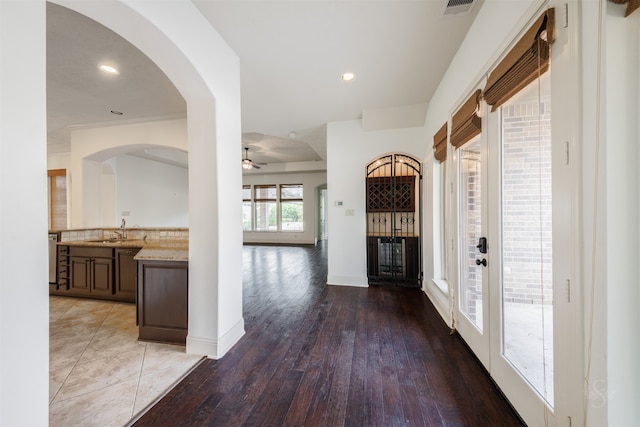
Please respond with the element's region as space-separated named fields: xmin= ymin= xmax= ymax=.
xmin=130 ymin=341 xmax=149 ymax=419
xmin=50 ymin=301 xmax=117 ymax=405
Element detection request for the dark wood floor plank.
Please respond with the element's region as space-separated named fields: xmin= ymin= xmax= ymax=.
xmin=133 ymin=242 xmax=524 ymax=427
xmin=344 ymin=290 xmax=368 ymax=425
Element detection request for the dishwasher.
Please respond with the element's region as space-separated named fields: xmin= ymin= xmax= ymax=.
xmin=48 ymin=233 xmax=58 ymax=284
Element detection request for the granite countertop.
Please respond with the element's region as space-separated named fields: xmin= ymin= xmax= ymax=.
xmin=59 ymin=239 xmax=188 ymax=262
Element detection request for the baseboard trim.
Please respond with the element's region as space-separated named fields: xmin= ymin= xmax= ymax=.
xmin=186 ymin=318 xmax=245 ymax=359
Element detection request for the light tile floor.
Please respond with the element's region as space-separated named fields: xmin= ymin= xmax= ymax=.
xmin=49 ymin=296 xmax=203 ymax=427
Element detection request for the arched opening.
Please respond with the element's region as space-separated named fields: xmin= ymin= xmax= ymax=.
xmin=50 ymin=0 xmax=245 ymax=360
xmin=83 ymin=145 xmax=189 ymax=227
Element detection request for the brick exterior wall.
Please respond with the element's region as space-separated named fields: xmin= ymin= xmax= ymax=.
xmin=458 ymin=99 xmax=552 ymax=321
xmin=501 ymin=100 xmax=552 ymax=305
xmin=459 ymin=139 xmax=482 ymax=327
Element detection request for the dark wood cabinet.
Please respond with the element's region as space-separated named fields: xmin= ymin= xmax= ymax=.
xmin=115 ymin=248 xmax=140 ymax=303
xmin=69 ymin=256 xmax=91 ymax=294
xmin=137 ymin=260 xmax=188 ymax=345
xmin=53 ymin=245 xmax=140 ymax=302
xmin=68 ymin=247 xmax=114 ymax=298
xmin=91 ymin=256 xmax=114 ymax=296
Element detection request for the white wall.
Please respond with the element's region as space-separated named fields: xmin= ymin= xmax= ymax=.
xmin=420 ymin=0 xmax=639 ymax=425
xmin=0 ymin=1 xmax=49 ymax=424
xmin=48 ymin=152 xmax=71 ymax=170
xmin=243 ymin=172 xmax=326 ymax=245
xmin=69 ymin=118 xmax=187 ymax=228
xmin=605 ymin=4 xmax=640 ymax=425
xmin=326 ymin=119 xmax=426 ymax=287
xmin=115 ymin=154 xmax=188 ymax=227
xmin=422 ymin=0 xmax=538 ymax=322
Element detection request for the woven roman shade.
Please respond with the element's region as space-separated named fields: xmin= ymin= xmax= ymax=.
xmin=433 ymin=123 xmax=448 ymax=163
xmin=483 ymin=8 xmax=556 ymax=111
xmin=450 ymin=89 xmax=481 ymax=148
xmin=609 ymin=0 xmax=640 ymax=17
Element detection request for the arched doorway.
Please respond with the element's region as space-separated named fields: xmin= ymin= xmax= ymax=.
xmin=52 ymin=0 xmax=245 ymax=358
xmin=366 ymin=153 xmax=422 ymax=287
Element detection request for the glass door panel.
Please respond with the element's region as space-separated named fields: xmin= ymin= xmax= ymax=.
xmin=459 ymin=136 xmax=483 ymax=331
xmin=500 ymin=74 xmax=554 ymax=405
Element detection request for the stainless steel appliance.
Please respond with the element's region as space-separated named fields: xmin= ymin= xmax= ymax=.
xmin=48 ymin=233 xmax=58 ymax=283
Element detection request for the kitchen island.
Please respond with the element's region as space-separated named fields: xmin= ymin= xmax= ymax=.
xmin=135 ymin=242 xmax=189 ymax=345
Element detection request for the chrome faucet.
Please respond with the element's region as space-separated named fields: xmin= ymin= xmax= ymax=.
xmin=120 ymin=218 xmax=127 ymax=239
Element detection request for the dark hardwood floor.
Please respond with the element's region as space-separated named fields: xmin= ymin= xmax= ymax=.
xmin=133 ymin=242 xmax=524 ymax=426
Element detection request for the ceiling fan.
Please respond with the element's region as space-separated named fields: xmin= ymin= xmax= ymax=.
xmin=242 ymin=146 xmax=260 ymax=169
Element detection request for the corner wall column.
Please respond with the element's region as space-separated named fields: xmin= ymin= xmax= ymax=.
xmin=187 ymin=98 xmax=245 ymax=358
xmin=0 ymin=0 xmax=49 ymax=424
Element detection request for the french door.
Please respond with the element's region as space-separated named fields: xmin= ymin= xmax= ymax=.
xmin=455 ymin=74 xmax=559 ymax=426
xmin=451 ymin=2 xmax=578 ymax=424
xmin=455 ymin=133 xmax=490 ymax=367
xmin=488 ymin=70 xmax=557 ymax=425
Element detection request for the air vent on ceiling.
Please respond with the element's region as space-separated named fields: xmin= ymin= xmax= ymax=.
xmin=443 ymin=0 xmax=477 ymax=16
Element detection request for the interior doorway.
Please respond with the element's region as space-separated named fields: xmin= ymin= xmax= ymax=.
xmin=318 ymin=185 xmax=328 ymax=241
xmin=365 ymin=153 xmax=422 ymax=287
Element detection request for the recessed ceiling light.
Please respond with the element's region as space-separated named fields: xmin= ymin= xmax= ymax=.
xmin=110 ymin=110 xmax=123 ymax=115
xmin=341 ymin=72 xmax=355 ymax=81
xmin=99 ymin=64 xmax=119 ymax=75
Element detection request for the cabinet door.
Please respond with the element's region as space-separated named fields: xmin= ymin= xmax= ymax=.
xmin=91 ymin=257 xmax=114 ymax=296
xmin=115 ymin=248 xmax=139 ymax=302
xmin=138 ymin=261 xmax=189 ymax=344
xmin=69 ymin=256 xmax=90 ymax=294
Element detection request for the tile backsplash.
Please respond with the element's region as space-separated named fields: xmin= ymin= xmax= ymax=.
xmin=59 ymin=228 xmax=188 ymax=242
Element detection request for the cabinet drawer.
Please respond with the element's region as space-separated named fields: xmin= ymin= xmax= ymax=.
xmin=69 ymin=246 xmax=114 ymax=258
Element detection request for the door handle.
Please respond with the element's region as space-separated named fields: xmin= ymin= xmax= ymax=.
xmin=476 ymin=237 xmax=487 ymax=254
xmin=475 ymin=258 xmax=487 ymax=267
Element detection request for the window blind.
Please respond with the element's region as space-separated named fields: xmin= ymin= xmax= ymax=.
xmin=450 ymin=89 xmax=482 ymax=149
xmin=609 ymin=0 xmax=640 ymax=17
xmin=433 ymin=123 xmax=448 ymax=163
xmin=483 ymin=8 xmax=556 ymax=111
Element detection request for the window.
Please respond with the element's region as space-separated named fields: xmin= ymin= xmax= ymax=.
xmin=242 ymin=185 xmax=252 ymax=231
xmin=244 ymin=184 xmax=305 ymax=232
xmin=280 ymin=184 xmax=303 ymax=232
xmin=48 ymin=169 xmax=67 ymax=230
xmin=431 ymin=160 xmax=449 ymax=293
xmin=439 ymin=163 xmax=448 ymax=280
xmin=432 ymin=123 xmax=449 ymax=292
xmin=254 ymin=185 xmax=277 ymax=231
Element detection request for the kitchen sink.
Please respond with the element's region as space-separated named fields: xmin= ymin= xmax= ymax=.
xmin=89 ymin=239 xmax=127 ymax=244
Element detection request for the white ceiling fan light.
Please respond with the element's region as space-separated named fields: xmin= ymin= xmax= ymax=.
xmin=242 ymin=146 xmax=260 ymax=170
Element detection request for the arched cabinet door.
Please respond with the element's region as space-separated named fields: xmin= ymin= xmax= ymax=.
xmin=365 ymin=153 xmax=422 ymax=287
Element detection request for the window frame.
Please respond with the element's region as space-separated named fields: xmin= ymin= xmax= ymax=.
xmin=280 ymin=184 xmax=304 ymax=232
xmin=242 ymin=185 xmax=252 ymax=231
xmin=244 ymin=183 xmax=304 ymax=232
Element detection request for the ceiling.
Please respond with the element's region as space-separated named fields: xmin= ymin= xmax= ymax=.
xmin=46 ymin=0 xmax=483 ymax=169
